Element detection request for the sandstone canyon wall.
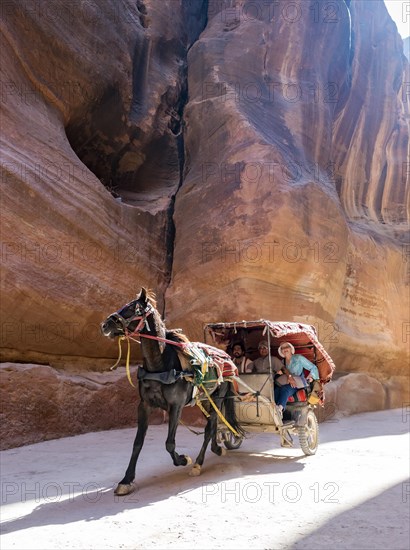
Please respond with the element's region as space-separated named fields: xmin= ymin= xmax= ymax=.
xmin=1 ymin=0 xmax=409 ymax=448
xmin=0 ymin=0 xmax=207 ymax=367
xmin=167 ymin=0 xmax=409 ymax=382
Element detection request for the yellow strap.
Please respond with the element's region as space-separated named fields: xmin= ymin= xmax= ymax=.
xmin=124 ymin=337 xmax=136 ymax=388
xmin=110 ymin=336 xmax=125 ymax=371
xmin=110 ymin=336 xmax=136 ymax=388
xmin=195 ymin=394 xmax=210 ymax=418
xmin=199 ymin=383 xmax=240 ymax=437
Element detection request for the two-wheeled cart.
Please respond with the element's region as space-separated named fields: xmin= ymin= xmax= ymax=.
xmin=204 ymin=320 xmax=335 ymax=454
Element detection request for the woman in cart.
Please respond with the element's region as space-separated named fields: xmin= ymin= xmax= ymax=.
xmin=274 ymin=342 xmax=320 ymax=416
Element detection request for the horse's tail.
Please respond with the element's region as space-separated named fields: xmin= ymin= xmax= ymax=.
xmin=223 ymin=384 xmax=245 ymax=437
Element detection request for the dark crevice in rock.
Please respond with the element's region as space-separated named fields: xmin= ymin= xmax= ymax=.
xmin=65 ymin=1 xmax=208 ymax=212
xmin=164 ymin=75 xmax=187 ymax=287
xmin=163 ymin=0 xmax=209 ymax=314
xmin=130 ymin=35 xmax=151 ymax=123
xmin=136 ymin=0 xmax=149 ymax=29
xmin=63 ymin=0 xmax=209 ymax=315
xmin=375 ymin=162 xmax=387 ymax=223
xmin=183 ymin=0 xmax=209 ymax=50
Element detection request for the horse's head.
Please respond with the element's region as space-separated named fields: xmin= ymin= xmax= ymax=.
xmin=100 ymin=287 xmax=155 ymax=338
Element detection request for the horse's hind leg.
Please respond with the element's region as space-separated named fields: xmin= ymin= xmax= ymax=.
xmin=190 ymin=412 xmax=216 ymax=476
xmin=210 ymin=393 xmax=226 ymax=457
xmin=166 ymin=404 xmax=192 ymax=467
xmin=115 ymin=400 xmax=151 ymax=496
xmin=211 ymin=425 xmax=226 ymax=457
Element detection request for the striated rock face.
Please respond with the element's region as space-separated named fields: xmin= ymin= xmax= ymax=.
xmin=169 ymin=0 xmax=351 ymax=331
xmin=0 ymin=363 xmax=139 ymax=450
xmin=166 ymin=0 xmax=409 ymax=382
xmin=0 ymin=0 xmax=206 ymax=367
xmin=332 ymin=1 xmax=409 ymax=226
xmin=1 ymin=1 xmax=409 ymax=446
xmin=0 ymin=363 xmax=204 ymax=450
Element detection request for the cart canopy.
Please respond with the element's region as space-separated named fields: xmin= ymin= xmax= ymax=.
xmin=204 ymin=320 xmax=335 ymax=383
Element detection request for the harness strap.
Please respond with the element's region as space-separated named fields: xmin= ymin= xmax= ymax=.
xmin=130 ymin=331 xmax=188 ymax=348
xmin=179 ymin=419 xmax=204 ymax=436
xmin=110 ymin=337 xmax=125 ymax=371
xmin=110 ymin=336 xmax=135 ymax=388
xmin=124 ymin=338 xmax=134 ymax=387
xmin=109 ymin=336 xmax=240 ymax=437
xmin=195 ymin=395 xmax=211 ymax=418
xmin=199 ymin=383 xmax=240 ymax=437
xmin=138 ymin=368 xmax=183 ymax=385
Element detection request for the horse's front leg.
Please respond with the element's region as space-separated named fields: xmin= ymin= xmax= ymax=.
xmin=115 ymin=400 xmax=151 ymax=496
xmin=166 ymin=404 xmax=192 ymax=467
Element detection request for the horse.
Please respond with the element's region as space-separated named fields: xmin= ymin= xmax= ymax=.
xmin=100 ymin=287 xmax=242 ymax=495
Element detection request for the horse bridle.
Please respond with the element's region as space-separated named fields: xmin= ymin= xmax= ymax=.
xmin=108 ymin=301 xmax=154 ymax=335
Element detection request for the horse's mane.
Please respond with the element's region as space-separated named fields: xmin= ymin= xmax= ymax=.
xmin=144 ymin=289 xmax=157 ymax=308
xmin=142 ymin=288 xmax=190 ymax=344
xmin=166 ymin=329 xmax=191 ymax=345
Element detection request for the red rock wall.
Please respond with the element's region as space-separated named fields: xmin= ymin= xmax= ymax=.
xmin=0 ymin=363 xmax=204 ymax=450
xmin=333 ymin=1 xmax=409 ymax=225
xmin=166 ymin=0 xmax=409 ymax=379
xmin=1 ymin=0 xmax=409 ymax=447
xmin=0 ymin=0 xmax=206 ymax=367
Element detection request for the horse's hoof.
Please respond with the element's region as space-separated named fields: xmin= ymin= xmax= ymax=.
xmin=185 ymin=455 xmax=192 ymax=466
xmin=212 ymin=446 xmax=226 ymax=457
xmin=114 ymin=483 xmax=135 ymax=496
xmin=189 ymin=464 xmax=201 ymax=477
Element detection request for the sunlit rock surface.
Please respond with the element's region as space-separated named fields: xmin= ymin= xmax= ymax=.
xmin=0 ymin=0 xmax=206 ymax=366
xmin=1 ymin=0 xmax=409 ymax=446
xmin=167 ymin=0 xmax=409 ymax=383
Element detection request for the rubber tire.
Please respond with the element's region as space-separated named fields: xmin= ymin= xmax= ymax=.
xmin=223 ymin=432 xmax=244 ymax=450
xmin=298 ymin=409 xmax=319 ymax=455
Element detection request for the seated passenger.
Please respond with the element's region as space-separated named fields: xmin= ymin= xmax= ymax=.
xmin=274 ymin=341 xmax=320 ymax=416
xmin=247 ymin=341 xmax=283 ymax=374
xmin=230 ymin=342 xmax=252 ymax=374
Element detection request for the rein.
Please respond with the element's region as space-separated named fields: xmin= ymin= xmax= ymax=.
xmin=108 ymin=309 xmax=151 ymax=388
xmin=109 ymin=331 xmax=191 ymax=388
xmin=107 ymin=303 xmax=240 ymax=437
xmin=131 ymin=331 xmax=188 ymax=348
xmin=109 ymin=307 xmax=187 ymax=387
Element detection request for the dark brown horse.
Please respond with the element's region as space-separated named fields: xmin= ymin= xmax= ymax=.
xmin=100 ymin=288 xmax=242 ymax=495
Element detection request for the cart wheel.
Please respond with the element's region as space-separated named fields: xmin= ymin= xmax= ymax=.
xmin=223 ymin=432 xmax=244 ymax=450
xmin=298 ymin=409 xmax=319 ymax=455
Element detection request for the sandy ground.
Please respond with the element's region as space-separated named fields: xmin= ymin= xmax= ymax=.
xmin=1 ymin=408 xmax=409 ymax=550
